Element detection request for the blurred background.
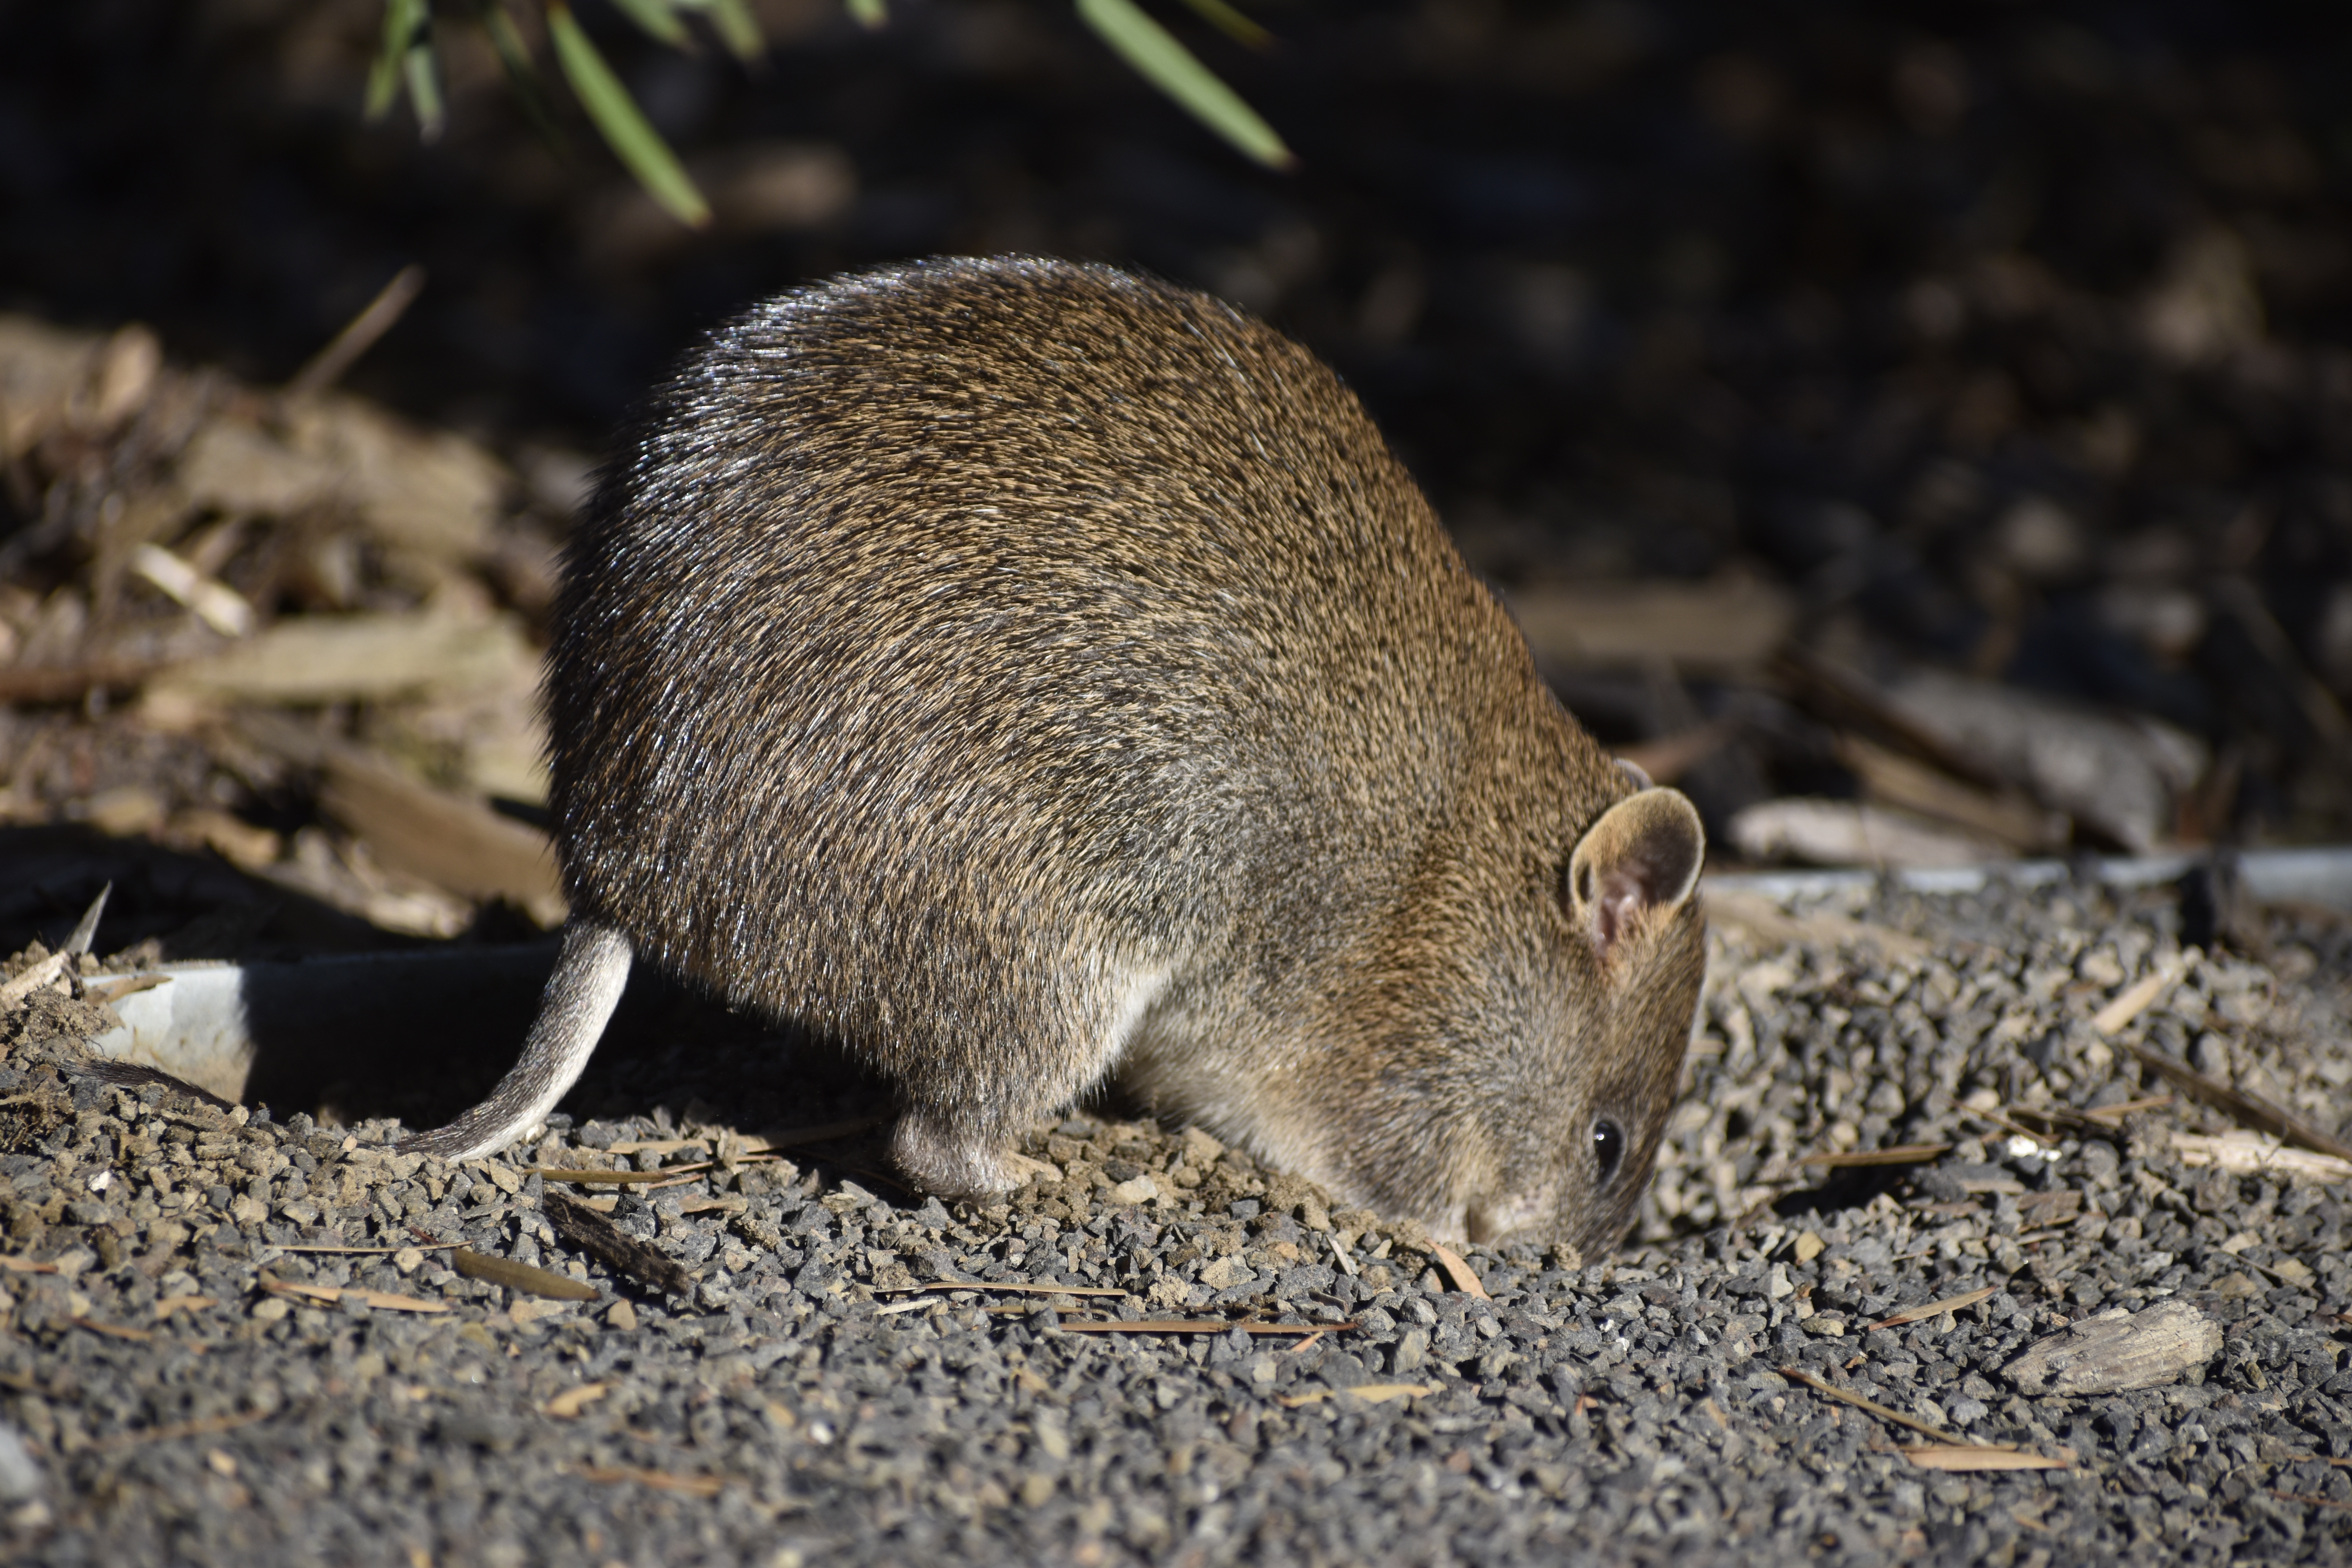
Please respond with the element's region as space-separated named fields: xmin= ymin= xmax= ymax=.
xmin=2 ymin=0 xmax=2350 ymax=955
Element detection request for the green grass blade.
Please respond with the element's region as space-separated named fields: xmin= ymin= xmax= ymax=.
xmin=1076 ymin=0 xmax=1292 ymax=169
xmin=844 ymin=0 xmax=887 ymax=29
xmin=677 ymin=0 xmax=765 ymax=60
xmin=1177 ymin=0 xmax=1270 ymax=51
xmin=367 ymin=0 xmax=429 ymax=121
xmin=547 ymin=0 xmax=713 ymax=226
xmin=403 ymin=42 xmax=447 ymax=141
xmin=477 ymin=1 xmax=569 ymax=148
xmin=607 ymin=0 xmax=690 ymax=47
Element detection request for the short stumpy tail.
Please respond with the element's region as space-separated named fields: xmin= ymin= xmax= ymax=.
xmin=401 ymin=920 xmax=632 ymax=1161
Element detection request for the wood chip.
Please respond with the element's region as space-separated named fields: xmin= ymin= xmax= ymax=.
xmin=1348 ymin=1382 xmax=1437 ymax=1404
xmin=84 ymin=973 xmax=167 ymax=1007
xmin=1427 ymin=1243 xmax=1490 ymax=1299
xmin=573 ymin=1463 xmax=725 ymax=1498
xmin=2091 ymin=956 xmax=2189 ymax=1034
xmin=2172 ymin=1131 xmax=2352 ymax=1185
xmin=2272 ymin=1491 xmax=2352 ymax=1512
xmin=0 ymin=951 xmax=71 ymax=1007
xmin=310 ymin=742 xmax=561 ymax=923
xmin=0 ymin=1254 xmax=60 ymax=1274
xmin=258 ymin=1274 xmax=448 ymax=1314
xmin=541 ymin=1188 xmax=692 ymax=1297
xmin=2002 ymin=1300 xmax=2221 ymax=1397
xmin=544 ymin=1382 xmax=611 ymax=1419
xmin=1801 ymin=1142 xmax=1953 ymax=1168
xmin=1905 ymin=1445 xmax=2070 ymax=1472
xmin=1867 ymin=1285 xmax=1998 ymax=1331
xmin=452 ymin=1247 xmax=598 ymax=1301
xmin=505 ymin=1298 xmax=568 ymax=1326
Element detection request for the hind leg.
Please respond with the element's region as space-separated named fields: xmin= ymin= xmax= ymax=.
xmin=890 ymin=1107 xmax=1021 ymax=1200
xmin=889 ymin=963 xmax=1171 ymax=1200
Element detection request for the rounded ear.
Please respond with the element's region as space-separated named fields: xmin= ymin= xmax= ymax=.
xmin=1614 ymin=757 xmax=1653 ymax=789
xmin=1566 ymin=787 xmax=1705 ymax=959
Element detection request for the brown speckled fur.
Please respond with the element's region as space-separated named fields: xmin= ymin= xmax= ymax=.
xmin=514 ymin=257 xmax=1704 ymax=1255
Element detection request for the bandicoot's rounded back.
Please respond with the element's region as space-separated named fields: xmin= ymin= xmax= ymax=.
xmin=436 ymin=257 xmax=1706 ymax=1257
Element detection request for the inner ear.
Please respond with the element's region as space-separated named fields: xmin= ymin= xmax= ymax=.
xmin=1565 ymin=787 xmax=1705 ymax=959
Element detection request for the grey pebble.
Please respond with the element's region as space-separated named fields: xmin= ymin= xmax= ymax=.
xmin=2 ymin=875 xmax=2351 ymax=1563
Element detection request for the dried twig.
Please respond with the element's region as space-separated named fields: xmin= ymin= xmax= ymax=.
xmin=1867 ymin=1285 xmax=1998 ymax=1331
xmin=529 ymin=1164 xmax=712 ymax=1185
xmin=1905 ymin=1445 xmax=2069 ymax=1472
xmin=573 ymin=1463 xmax=726 ymax=1498
xmin=1778 ymin=1365 xmax=1989 ymax=1448
xmin=2171 ymin=1131 xmax=2352 ymax=1184
xmin=89 ymin=1408 xmax=271 ymax=1454
xmin=887 ymin=1280 xmax=1125 ymax=1298
xmin=451 ymin=1247 xmax=597 ymax=1302
xmin=258 ymin=1275 xmax=447 ymax=1314
xmin=2125 ymin=1043 xmax=2352 ymax=1163
xmin=286 ymin=264 xmax=426 ymax=397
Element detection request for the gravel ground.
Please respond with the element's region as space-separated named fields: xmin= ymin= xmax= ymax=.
xmin=2 ymin=873 xmax=2350 ymax=1566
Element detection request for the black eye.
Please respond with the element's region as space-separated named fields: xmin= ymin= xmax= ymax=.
xmin=1592 ymin=1119 xmax=1625 ymax=1189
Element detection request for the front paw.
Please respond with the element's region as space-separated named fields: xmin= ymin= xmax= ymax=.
xmin=890 ymin=1110 xmax=1015 ymax=1200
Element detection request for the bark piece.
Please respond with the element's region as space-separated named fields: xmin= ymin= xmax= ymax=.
xmin=2002 ymin=1300 xmax=2220 ymax=1397
xmin=543 ymin=1188 xmax=692 ymax=1298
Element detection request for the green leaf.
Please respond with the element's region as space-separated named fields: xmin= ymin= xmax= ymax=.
xmin=547 ymin=0 xmax=713 ymax=226
xmin=1075 ymin=0 xmax=1293 ymax=169
xmin=476 ymin=0 xmax=568 ymax=148
xmin=675 ymin=0 xmax=765 ymax=61
xmin=367 ymin=0 xmax=430 ymax=122
xmin=1178 ymin=0 xmax=1271 ymax=52
xmin=403 ymin=40 xmax=448 ymax=141
xmin=606 ymin=0 xmax=689 ymax=48
xmin=844 ymin=0 xmax=887 ymax=29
